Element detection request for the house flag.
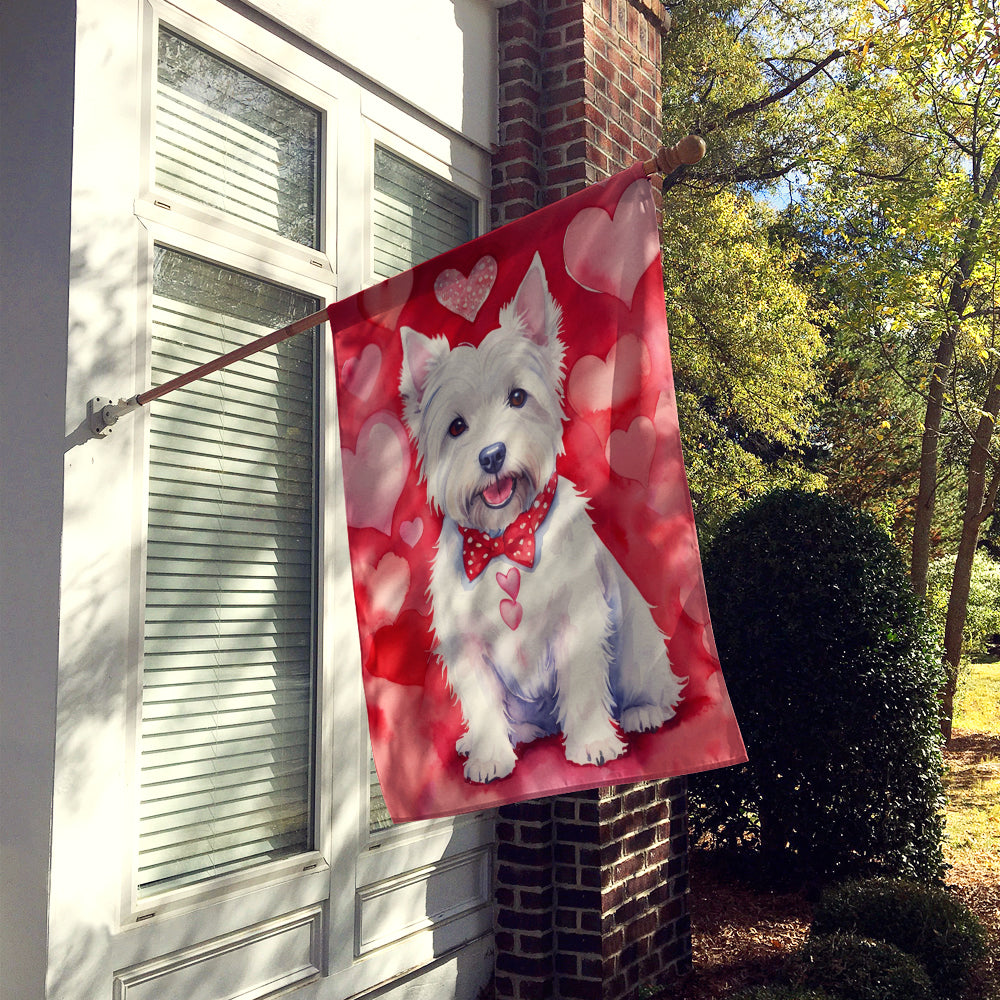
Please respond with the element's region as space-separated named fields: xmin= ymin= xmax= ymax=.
xmin=329 ymin=162 xmax=746 ymax=823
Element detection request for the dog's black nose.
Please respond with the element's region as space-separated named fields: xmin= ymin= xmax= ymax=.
xmin=479 ymin=442 xmax=506 ymax=475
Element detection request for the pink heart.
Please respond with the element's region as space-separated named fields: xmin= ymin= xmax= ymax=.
xmin=644 ymin=389 xmax=690 ymax=513
xmin=496 ymin=566 xmax=521 ymax=600
xmin=361 ymin=269 xmax=414 ymax=330
xmin=500 ymin=599 xmax=523 ymax=631
xmin=567 ymin=335 xmax=650 ymax=418
xmin=680 ymin=580 xmax=711 ymax=626
xmin=563 ymin=179 xmax=660 ymax=307
xmin=606 ymin=415 xmax=656 ymax=486
xmin=399 ymin=517 xmax=423 ymax=548
xmin=653 ymin=388 xmax=675 ymax=435
xmin=342 ymin=414 xmax=410 ymax=535
xmin=434 ymin=256 xmax=497 ymax=322
xmin=368 ymin=552 xmax=410 ymax=630
xmin=341 ymin=343 xmax=381 ymax=401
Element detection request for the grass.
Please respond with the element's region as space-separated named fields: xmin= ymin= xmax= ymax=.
xmin=945 ymin=659 xmax=1000 ymax=869
xmin=955 ymin=657 xmax=1000 ymax=734
xmin=942 ymin=657 xmax=1000 ymax=1000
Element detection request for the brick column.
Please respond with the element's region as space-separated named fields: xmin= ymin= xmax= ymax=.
xmin=493 ymin=0 xmax=668 ymax=226
xmin=491 ymin=3 xmax=692 ymax=999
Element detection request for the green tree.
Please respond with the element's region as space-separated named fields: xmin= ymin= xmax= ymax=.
xmin=662 ymin=0 xmax=853 ymax=195
xmin=802 ymin=0 xmax=1000 ymax=736
xmin=660 ymin=1 xmax=998 ymax=739
xmin=662 ymin=189 xmax=825 ymax=538
xmin=660 ymin=1 xmax=843 ymax=537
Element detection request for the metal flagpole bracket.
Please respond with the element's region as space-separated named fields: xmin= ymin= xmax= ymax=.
xmin=88 ymin=395 xmax=141 ymax=438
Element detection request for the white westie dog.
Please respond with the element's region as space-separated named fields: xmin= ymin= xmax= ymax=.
xmin=399 ymin=252 xmax=685 ymax=783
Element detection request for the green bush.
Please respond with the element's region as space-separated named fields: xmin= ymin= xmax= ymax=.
xmin=793 ymin=933 xmax=934 ymax=1000
xmin=692 ymin=489 xmax=946 ymax=882
xmin=811 ymin=878 xmax=988 ymax=999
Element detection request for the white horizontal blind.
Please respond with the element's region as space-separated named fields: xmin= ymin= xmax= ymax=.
xmin=372 ymin=146 xmax=477 ymax=281
xmin=155 ymin=28 xmax=320 ymax=248
xmin=368 ymin=147 xmax=477 ymax=832
xmin=138 ymin=247 xmax=319 ymax=895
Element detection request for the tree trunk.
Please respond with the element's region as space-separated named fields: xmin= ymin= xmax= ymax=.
xmin=910 ymin=330 xmax=955 ymax=598
xmin=911 ymin=160 xmax=1000 ymax=597
xmin=940 ymin=373 xmax=1000 ymax=741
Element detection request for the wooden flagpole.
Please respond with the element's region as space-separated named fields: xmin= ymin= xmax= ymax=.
xmin=88 ymin=136 xmax=705 ymax=437
xmin=135 ymin=307 xmax=329 ymax=406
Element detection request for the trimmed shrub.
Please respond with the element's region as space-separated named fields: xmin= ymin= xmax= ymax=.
xmin=793 ymin=933 xmax=934 ymax=1000
xmin=692 ymin=489 xmax=946 ymax=882
xmin=812 ymin=878 xmax=988 ymax=999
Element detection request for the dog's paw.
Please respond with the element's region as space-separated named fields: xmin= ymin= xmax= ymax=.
xmin=464 ymin=746 xmax=517 ymax=784
xmin=620 ymin=704 xmax=673 ymax=733
xmin=564 ymin=730 xmax=625 ymax=767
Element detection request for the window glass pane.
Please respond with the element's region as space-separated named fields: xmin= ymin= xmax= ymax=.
xmin=373 ymin=146 xmax=477 ymax=279
xmin=156 ymin=28 xmax=320 ymax=248
xmin=138 ymin=246 xmax=318 ymax=895
xmin=369 ymin=148 xmax=478 ymax=833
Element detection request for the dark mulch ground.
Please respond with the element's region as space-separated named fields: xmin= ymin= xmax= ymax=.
xmin=673 ymin=850 xmax=815 ymax=999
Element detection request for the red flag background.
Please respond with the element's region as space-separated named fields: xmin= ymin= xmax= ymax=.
xmin=329 ymin=163 xmax=746 ymax=822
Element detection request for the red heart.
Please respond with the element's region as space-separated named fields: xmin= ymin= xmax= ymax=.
xmin=400 ymin=517 xmax=424 ymax=547
xmin=606 ymin=416 xmax=656 ymax=486
xmin=567 ymin=334 xmax=650 ymax=428
xmin=366 ymin=552 xmax=410 ymax=630
xmin=342 ymin=415 xmax=410 ymax=535
xmin=341 ymin=343 xmax=381 ymax=400
xmin=367 ymin=610 xmax=432 ymax=686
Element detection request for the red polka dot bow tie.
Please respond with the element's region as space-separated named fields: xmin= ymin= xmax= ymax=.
xmin=459 ymin=473 xmax=559 ymax=581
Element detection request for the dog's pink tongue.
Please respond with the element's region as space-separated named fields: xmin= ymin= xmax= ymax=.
xmin=483 ymin=476 xmax=515 ymax=506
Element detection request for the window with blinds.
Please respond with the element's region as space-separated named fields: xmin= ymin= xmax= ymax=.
xmin=368 ymin=147 xmax=477 ymax=833
xmin=139 ymin=249 xmax=319 ymax=895
xmin=137 ymin=29 xmax=322 ymax=897
xmin=155 ymin=28 xmax=320 ymax=249
xmin=372 ymin=146 xmax=477 ymax=281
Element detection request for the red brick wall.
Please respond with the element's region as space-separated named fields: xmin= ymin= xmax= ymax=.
xmin=494 ymin=782 xmax=690 ymax=1000
xmin=492 ymin=0 xmax=668 ymax=227
xmin=490 ymin=6 xmax=691 ymax=997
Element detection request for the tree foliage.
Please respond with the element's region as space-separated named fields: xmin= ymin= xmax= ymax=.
xmin=661 ymin=0 xmax=1000 ymax=737
xmin=927 ymin=548 xmax=1000 ymax=657
xmin=788 ymin=0 xmax=1000 ymax=734
xmin=663 ymin=189 xmax=825 ymax=537
xmin=660 ymin=1 xmax=834 ymax=539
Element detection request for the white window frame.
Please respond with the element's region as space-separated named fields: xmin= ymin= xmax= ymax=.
xmin=124 ymin=0 xmax=339 ymax=929
xmin=111 ymin=0 xmax=495 ymax=992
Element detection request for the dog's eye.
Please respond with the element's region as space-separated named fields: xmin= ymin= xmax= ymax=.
xmin=508 ymin=388 xmax=528 ymax=408
xmin=448 ymin=416 xmax=468 ymax=438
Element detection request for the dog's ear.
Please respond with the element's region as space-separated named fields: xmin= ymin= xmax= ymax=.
xmin=510 ymin=252 xmax=562 ymax=349
xmin=399 ymin=326 xmax=449 ymax=411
